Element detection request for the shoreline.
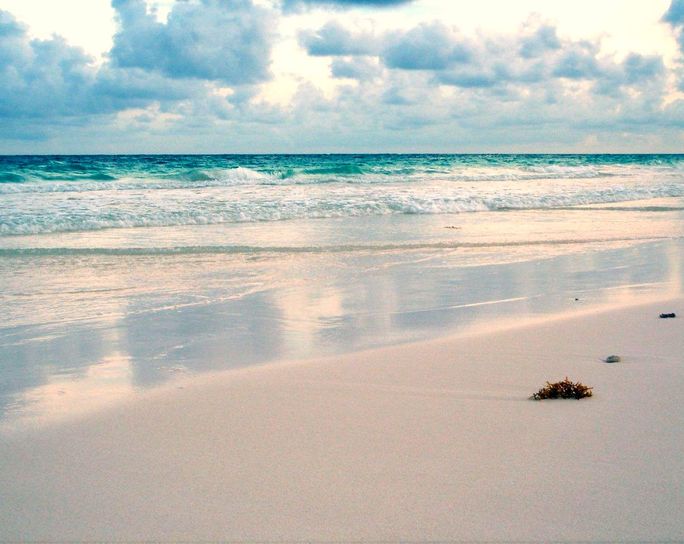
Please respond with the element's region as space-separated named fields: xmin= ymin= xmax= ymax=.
xmin=1 ymin=294 xmax=682 ymax=541
xmin=2 ymin=235 xmax=682 ymax=431
xmin=2 ymin=285 xmax=680 ymax=434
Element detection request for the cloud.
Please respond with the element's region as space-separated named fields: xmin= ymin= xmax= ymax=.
xmin=381 ymin=86 xmax=413 ymax=105
xmin=282 ymin=14 xmax=677 ymax=151
xmin=663 ymin=1 xmax=684 ymax=89
xmin=299 ymin=21 xmax=376 ymax=56
xmin=663 ymin=0 xmax=684 ymax=25
xmin=382 ymin=23 xmax=471 ymax=70
xmin=621 ymin=53 xmax=665 ymax=84
xmin=0 ymin=3 xmax=681 ymax=152
xmin=0 ymin=7 xmax=206 ymax=140
xmin=378 ymin=20 xmax=665 ymax=95
xmin=111 ymin=0 xmax=275 ymax=85
xmin=92 ymin=66 xmax=201 ymax=108
xmin=519 ymin=25 xmax=560 ymax=58
xmin=0 ymin=10 xmax=97 ymax=119
xmin=551 ymin=43 xmax=601 ymax=79
xmin=436 ymin=67 xmax=501 ymax=88
xmin=331 ymin=57 xmax=381 ymax=80
xmin=664 ymin=0 xmax=684 ymax=73
xmin=0 ymin=3 xmax=278 ymax=141
xmin=0 ymin=8 xmax=24 ymax=40
xmin=283 ymin=0 xmax=412 ymax=11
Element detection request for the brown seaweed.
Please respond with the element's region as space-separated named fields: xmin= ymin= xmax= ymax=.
xmin=531 ymin=377 xmax=593 ymax=400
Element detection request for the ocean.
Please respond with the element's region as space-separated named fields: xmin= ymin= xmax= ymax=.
xmin=1 ymin=154 xmax=683 ymax=427
xmin=2 ymin=154 xmax=684 ymax=236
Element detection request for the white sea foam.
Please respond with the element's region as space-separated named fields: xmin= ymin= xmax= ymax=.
xmin=1 ymin=179 xmax=683 ymax=236
xmin=1 ymin=157 xmax=683 ymax=236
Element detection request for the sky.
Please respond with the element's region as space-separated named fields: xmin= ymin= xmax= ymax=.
xmin=1 ymin=0 xmax=684 ymax=153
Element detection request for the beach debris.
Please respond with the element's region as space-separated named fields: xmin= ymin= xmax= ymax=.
xmin=604 ymin=355 xmax=621 ymax=363
xmin=659 ymin=312 xmax=676 ymax=319
xmin=530 ymin=377 xmax=593 ymax=400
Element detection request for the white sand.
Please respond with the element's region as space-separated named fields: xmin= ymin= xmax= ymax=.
xmin=1 ymin=297 xmax=682 ymax=542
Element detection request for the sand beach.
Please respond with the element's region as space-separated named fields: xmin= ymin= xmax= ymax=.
xmin=1 ymin=290 xmax=682 ymax=541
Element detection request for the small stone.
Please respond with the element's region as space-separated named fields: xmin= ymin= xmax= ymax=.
xmin=605 ymin=355 xmax=621 ymax=363
xmin=659 ymin=312 xmax=676 ymax=319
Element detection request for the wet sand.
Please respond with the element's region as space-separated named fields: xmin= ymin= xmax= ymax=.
xmin=1 ymin=295 xmax=682 ymax=542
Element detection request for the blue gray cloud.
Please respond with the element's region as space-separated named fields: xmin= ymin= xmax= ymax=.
xmin=620 ymin=53 xmax=665 ymax=84
xmin=0 ymin=0 xmax=280 ymax=140
xmin=0 ymin=2 xmax=682 ymax=152
xmin=0 ymin=8 xmax=205 ymax=123
xmin=111 ymin=0 xmax=274 ymax=85
xmin=304 ymin=18 xmax=669 ymax=95
xmin=300 ymin=21 xmax=377 ymax=56
xmin=663 ymin=0 xmax=684 ymax=89
xmin=382 ymin=23 xmax=472 ymax=70
xmin=331 ymin=57 xmax=380 ymax=80
xmin=294 ymin=0 xmax=411 ymax=3
xmin=92 ymin=66 xmax=201 ymax=108
xmin=284 ymin=0 xmax=412 ymax=11
xmin=519 ymin=25 xmax=561 ymax=58
xmin=551 ymin=43 xmax=601 ymax=79
xmin=0 ymin=10 xmax=96 ymax=119
xmin=663 ymin=0 xmax=684 ymax=26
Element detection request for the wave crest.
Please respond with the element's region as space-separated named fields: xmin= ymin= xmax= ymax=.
xmin=1 ymin=183 xmax=683 ymax=236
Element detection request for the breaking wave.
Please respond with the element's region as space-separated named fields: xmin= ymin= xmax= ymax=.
xmin=0 ymin=163 xmax=669 ymax=194
xmin=1 ymin=154 xmax=682 ymax=236
xmin=1 ymin=182 xmax=683 ymax=236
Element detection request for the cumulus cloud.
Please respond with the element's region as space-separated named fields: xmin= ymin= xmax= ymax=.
xmin=0 ymin=10 xmax=97 ymax=119
xmin=299 ymin=21 xmax=377 ymax=56
xmin=303 ymin=17 xmax=667 ymax=95
xmin=283 ymin=0 xmax=412 ymax=11
xmin=331 ymin=57 xmax=381 ymax=80
xmin=0 ymin=0 xmax=281 ymax=140
xmin=519 ymin=25 xmax=560 ymax=58
xmin=0 ymin=7 xmax=213 ymax=116
xmin=382 ymin=23 xmax=471 ymax=70
xmin=436 ymin=66 xmax=502 ymax=88
xmin=92 ymin=66 xmax=201 ymax=109
xmin=394 ymin=22 xmax=666 ymax=96
xmin=0 ymin=2 xmax=681 ymax=151
xmin=663 ymin=0 xmax=684 ymax=26
xmin=0 ymin=7 xmax=210 ymax=141
xmin=620 ymin=53 xmax=665 ymax=84
xmin=663 ymin=0 xmax=684 ymax=86
xmin=111 ymin=0 xmax=275 ymax=85
xmin=280 ymin=14 xmax=678 ymax=151
xmin=551 ymin=42 xmax=601 ymax=79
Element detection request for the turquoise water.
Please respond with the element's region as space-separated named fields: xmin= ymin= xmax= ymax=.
xmin=1 ymin=154 xmax=683 ymax=236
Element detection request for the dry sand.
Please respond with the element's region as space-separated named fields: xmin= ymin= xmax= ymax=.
xmin=1 ymin=297 xmax=682 ymax=542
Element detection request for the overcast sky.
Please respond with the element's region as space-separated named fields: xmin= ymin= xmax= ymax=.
xmin=1 ymin=0 xmax=683 ymax=153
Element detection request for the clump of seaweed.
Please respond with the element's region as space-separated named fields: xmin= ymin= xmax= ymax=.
xmin=530 ymin=377 xmax=593 ymax=400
